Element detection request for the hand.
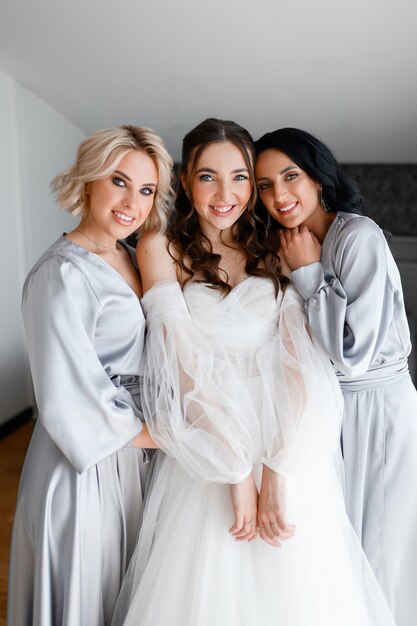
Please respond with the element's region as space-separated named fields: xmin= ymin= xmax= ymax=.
xmin=279 ymin=226 xmax=321 ymax=271
xmin=130 ymin=423 xmax=159 ymax=449
xmin=257 ymin=465 xmax=296 ymax=547
xmin=229 ymin=473 xmax=259 ymax=542
xmin=278 ymin=249 xmax=291 ymax=277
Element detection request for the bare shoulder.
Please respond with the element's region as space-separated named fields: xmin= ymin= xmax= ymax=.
xmin=137 ymin=229 xmax=168 ymax=254
xmin=136 ymin=230 xmax=177 ymax=291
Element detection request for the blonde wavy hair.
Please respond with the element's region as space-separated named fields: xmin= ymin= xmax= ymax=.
xmin=51 ymin=124 xmax=174 ymax=232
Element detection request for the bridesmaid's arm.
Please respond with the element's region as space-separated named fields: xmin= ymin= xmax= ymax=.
xmin=22 ymin=257 xmax=146 ymax=473
xmin=289 ymin=219 xmax=393 ymax=377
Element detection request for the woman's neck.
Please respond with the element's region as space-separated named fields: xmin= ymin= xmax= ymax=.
xmin=199 ymin=221 xmax=237 ymax=251
xmin=303 ymin=208 xmax=336 ymax=244
xmin=67 ymin=219 xmax=119 ymax=253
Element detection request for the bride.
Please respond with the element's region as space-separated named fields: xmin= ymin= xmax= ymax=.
xmin=112 ymin=118 xmax=395 ymax=625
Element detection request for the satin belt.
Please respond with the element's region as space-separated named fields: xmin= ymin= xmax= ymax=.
xmin=111 ymin=374 xmax=150 ymax=462
xmin=337 ymin=360 xmax=409 ymax=392
xmin=110 ymin=374 xmax=140 ymax=392
xmin=110 ymin=374 xmax=143 ymax=417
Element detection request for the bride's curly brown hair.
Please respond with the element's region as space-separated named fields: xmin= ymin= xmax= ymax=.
xmin=167 ymin=118 xmax=288 ymax=295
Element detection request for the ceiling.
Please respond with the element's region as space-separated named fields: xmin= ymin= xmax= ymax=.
xmin=1 ymin=0 xmax=416 ymax=163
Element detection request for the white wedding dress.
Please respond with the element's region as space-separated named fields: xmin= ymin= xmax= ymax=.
xmin=112 ymin=278 xmax=395 ymax=626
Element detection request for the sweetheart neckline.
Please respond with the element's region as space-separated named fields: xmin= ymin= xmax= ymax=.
xmin=142 ymin=276 xmax=277 ymax=304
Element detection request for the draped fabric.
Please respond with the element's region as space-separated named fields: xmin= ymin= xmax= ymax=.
xmin=140 ymin=279 xmax=342 ymax=482
xmin=22 ymin=241 xmax=146 ymax=473
xmin=257 ymin=286 xmax=342 ymax=476
xmin=291 ymin=212 xmax=417 ymax=625
xmin=141 ymin=280 xmax=259 ymax=484
xmin=112 ymin=277 xmax=395 ymax=626
xmin=291 ymin=212 xmax=410 ymax=379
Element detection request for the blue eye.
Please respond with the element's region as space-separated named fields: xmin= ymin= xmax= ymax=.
xmin=112 ymin=176 xmax=126 ymax=187
xmin=235 ymin=174 xmax=248 ymax=181
xmin=140 ymin=187 xmax=154 ymax=196
xmin=257 ymin=182 xmax=272 ymax=191
xmin=199 ymin=174 xmax=214 ymax=182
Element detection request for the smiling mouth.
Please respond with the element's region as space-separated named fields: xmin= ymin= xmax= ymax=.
xmin=209 ymin=205 xmax=235 ymax=216
xmin=277 ymin=201 xmax=298 ymax=214
xmin=112 ymin=210 xmax=135 ymax=224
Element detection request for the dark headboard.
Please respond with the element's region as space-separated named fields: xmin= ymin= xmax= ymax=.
xmin=389 ymin=236 xmax=417 ymax=384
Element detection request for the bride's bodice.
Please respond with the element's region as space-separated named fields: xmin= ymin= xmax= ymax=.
xmin=141 ymin=277 xmax=343 ymax=483
xmin=183 ymin=277 xmax=280 ymax=358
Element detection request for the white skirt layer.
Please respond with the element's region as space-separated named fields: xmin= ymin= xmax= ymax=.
xmin=113 ymin=451 xmax=394 ymax=626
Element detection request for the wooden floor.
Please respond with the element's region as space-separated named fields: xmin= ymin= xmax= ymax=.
xmin=0 ymin=422 xmax=33 ymax=626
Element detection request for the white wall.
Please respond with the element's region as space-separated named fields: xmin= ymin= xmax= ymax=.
xmin=0 ymin=69 xmax=84 ymax=425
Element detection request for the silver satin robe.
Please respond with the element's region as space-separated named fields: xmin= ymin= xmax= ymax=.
xmin=7 ymin=236 xmax=149 ymax=626
xmin=291 ymin=211 xmax=417 ymax=626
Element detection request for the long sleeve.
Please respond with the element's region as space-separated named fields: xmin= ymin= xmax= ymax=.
xmin=257 ymin=287 xmax=343 ymax=476
xmin=22 ymin=256 xmax=143 ymax=473
xmin=291 ymin=218 xmax=394 ymax=377
xmin=140 ymin=281 xmax=257 ymax=484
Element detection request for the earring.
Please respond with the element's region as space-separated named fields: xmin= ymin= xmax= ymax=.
xmin=266 ymin=212 xmax=271 ymax=231
xmin=320 ymin=188 xmax=331 ymax=213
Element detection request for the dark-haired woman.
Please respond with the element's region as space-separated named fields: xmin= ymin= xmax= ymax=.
xmin=112 ymin=119 xmax=394 ymax=626
xmin=255 ymin=127 xmax=417 ymax=626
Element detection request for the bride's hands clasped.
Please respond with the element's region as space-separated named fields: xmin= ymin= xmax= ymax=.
xmin=257 ymin=465 xmax=296 ymax=547
xmin=229 ymin=474 xmax=259 ymax=542
xmin=229 ymin=467 xmax=296 ymax=547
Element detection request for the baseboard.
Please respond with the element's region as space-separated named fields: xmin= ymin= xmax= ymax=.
xmin=0 ymin=406 xmax=34 ymax=439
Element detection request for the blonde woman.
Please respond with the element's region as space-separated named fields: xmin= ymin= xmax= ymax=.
xmin=7 ymin=125 xmax=173 ymax=626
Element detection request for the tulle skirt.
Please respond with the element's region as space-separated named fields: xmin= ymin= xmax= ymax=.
xmin=112 ymin=451 xmax=395 ymax=626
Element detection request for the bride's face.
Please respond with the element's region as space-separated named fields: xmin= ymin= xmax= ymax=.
xmin=184 ymin=141 xmax=253 ymax=236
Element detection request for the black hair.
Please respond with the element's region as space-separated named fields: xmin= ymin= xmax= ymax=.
xmin=254 ymin=128 xmax=362 ymax=216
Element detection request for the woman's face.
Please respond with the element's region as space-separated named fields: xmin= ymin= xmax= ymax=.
xmin=84 ymin=150 xmax=158 ymax=238
xmin=255 ymin=149 xmax=322 ymax=230
xmin=184 ymin=141 xmax=252 ymax=237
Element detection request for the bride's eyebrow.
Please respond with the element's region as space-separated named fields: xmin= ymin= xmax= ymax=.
xmin=195 ymin=167 xmax=249 ymax=174
xmin=195 ymin=167 xmax=217 ymax=174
